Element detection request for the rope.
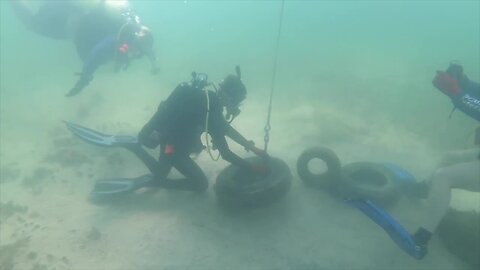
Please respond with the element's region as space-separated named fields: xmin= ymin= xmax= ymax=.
xmin=264 ymin=0 xmax=285 ymax=152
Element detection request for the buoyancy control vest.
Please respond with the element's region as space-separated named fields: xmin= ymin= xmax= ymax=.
xmin=433 ymin=68 xmax=480 ymax=121
xmin=138 ymin=72 xmax=211 ymax=149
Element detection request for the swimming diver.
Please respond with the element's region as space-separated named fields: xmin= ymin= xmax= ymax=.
xmin=10 ymin=0 xmax=159 ymax=97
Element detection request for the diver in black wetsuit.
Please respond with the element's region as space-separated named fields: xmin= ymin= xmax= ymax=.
xmin=63 ymin=67 xmax=268 ymax=192
xmin=124 ymin=67 xmax=269 ymax=191
xmin=10 ymin=0 xmax=159 ymax=97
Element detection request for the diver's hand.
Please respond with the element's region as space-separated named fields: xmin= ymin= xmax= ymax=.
xmin=250 ymin=145 xmax=270 ymax=160
xmin=244 ymin=140 xmax=270 ymax=159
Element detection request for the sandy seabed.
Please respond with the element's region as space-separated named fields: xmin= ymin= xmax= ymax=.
xmin=0 ymin=73 xmax=478 ymax=270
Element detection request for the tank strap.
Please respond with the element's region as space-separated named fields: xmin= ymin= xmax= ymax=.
xmin=203 ymin=89 xmax=220 ymax=161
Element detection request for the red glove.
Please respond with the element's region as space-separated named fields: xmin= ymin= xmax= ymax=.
xmin=432 ymin=71 xmax=461 ymax=97
xmin=249 ymin=162 xmax=270 ymax=176
xmin=164 ymin=144 xmax=175 ymax=155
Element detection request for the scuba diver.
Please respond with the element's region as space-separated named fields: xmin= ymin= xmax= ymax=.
xmin=65 ymin=66 xmax=269 ymax=192
xmin=409 ymin=63 xmax=480 ymax=257
xmin=348 ymin=62 xmax=479 ymax=260
xmin=10 ymin=0 xmax=159 ymax=97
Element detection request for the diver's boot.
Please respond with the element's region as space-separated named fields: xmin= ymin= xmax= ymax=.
xmin=411 ymin=227 xmax=431 ymax=259
xmin=65 ymin=86 xmax=82 ymax=97
xmin=405 ymin=180 xmax=430 ymax=199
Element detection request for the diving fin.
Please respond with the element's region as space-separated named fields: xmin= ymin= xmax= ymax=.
xmin=64 ymin=121 xmax=138 ymax=147
xmin=90 ymin=174 xmax=153 ymax=198
xmin=348 ymin=199 xmax=426 ymax=260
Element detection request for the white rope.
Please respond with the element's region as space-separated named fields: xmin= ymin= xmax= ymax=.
xmin=263 ymin=0 xmax=285 ymax=152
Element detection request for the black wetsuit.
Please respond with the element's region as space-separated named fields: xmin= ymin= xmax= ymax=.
xmin=27 ymin=2 xmax=80 ymax=40
xmin=133 ymin=83 xmax=251 ymax=191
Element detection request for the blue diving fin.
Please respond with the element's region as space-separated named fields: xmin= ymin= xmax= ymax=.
xmin=64 ymin=121 xmax=138 ymax=147
xmin=348 ymin=199 xmax=426 ymax=260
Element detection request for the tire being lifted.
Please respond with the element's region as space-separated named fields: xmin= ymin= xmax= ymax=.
xmin=214 ymin=157 xmax=292 ymax=208
xmin=296 ymin=146 xmax=342 ymax=189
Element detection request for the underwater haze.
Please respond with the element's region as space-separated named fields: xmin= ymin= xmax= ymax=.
xmin=1 ymin=1 xmax=479 ymax=270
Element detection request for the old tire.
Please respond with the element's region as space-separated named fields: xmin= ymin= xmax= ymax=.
xmin=340 ymin=162 xmax=401 ymax=206
xmin=214 ymin=157 xmax=292 ymax=208
xmin=438 ymin=209 xmax=480 ymax=270
xmin=297 ymin=146 xmax=342 ymax=189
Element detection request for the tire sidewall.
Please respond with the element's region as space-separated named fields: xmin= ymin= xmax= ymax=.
xmin=215 ymin=157 xmax=292 ymax=208
xmin=296 ymin=146 xmax=342 ymax=189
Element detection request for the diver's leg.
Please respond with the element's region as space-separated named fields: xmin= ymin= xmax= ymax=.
xmin=421 ymin=160 xmax=480 ymax=232
xmin=413 ymin=160 xmax=480 ymax=250
xmin=160 ymin=153 xmax=208 ymax=192
xmin=437 ymin=148 xmax=480 ymax=168
xmin=124 ymin=144 xmax=171 ymax=179
xmin=126 ymin=143 xmax=208 ymax=191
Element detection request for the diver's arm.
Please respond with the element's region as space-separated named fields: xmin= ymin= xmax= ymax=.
xmin=213 ymin=134 xmax=251 ymax=170
xmin=225 ymin=125 xmax=252 ymax=149
xmin=226 ymin=125 xmax=269 ymax=159
xmin=208 ymin=113 xmax=249 ymax=168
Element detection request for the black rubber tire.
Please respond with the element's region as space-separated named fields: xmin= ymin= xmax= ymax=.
xmin=296 ymin=146 xmax=342 ymax=189
xmin=437 ymin=208 xmax=480 ymax=270
xmin=340 ymin=162 xmax=401 ymax=206
xmin=214 ymin=157 xmax=292 ymax=208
